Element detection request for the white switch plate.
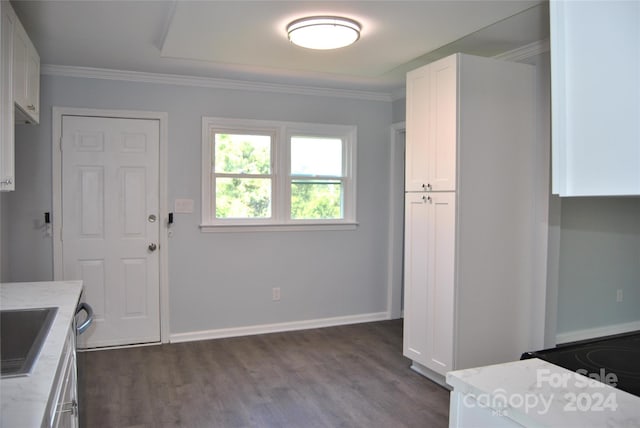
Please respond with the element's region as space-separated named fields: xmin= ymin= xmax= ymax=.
xmin=174 ymin=199 xmax=194 ymax=214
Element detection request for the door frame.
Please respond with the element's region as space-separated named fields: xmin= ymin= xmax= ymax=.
xmin=387 ymin=122 xmax=406 ymax=320
xmin=52 ymin=107 xmax=170 ymax=344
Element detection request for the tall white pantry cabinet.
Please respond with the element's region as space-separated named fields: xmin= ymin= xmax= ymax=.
xmin=403 ymin=53 xmax=536 ymax=384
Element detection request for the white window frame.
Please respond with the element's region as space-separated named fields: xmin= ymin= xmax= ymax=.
xmin=201 ymin=117 xmax=357 ymax=232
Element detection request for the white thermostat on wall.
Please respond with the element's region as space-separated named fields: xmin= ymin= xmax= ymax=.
xmin=174 ymin=199 xmax=194 ymax=214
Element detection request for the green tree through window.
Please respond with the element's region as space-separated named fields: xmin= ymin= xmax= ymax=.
xmin=214 ymin=133 xmax=271 ymax=218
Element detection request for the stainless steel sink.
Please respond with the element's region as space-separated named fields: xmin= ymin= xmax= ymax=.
xmin=1 ymin=307 xmax=58 ymax=377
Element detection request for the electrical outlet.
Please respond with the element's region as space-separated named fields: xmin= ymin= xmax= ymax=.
xmin=272 ymin=287 xmax=281 ymax=301
xmin=616 ymin=289 xmax=623 ymax=303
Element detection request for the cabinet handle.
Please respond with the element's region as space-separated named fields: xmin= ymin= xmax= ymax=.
xmin=422 ymin=195 xmax=432 ymax=203
xmin=59 ymin=400 xmax=78 ymax=416
xmin=1 ymin=178 xmax=13 ymax=185
xmin=27 ymin=104 xmax=36 ymax=111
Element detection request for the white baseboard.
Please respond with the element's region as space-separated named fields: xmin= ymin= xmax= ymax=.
xmin=556 ymin=320 xmax=640 ymax=344
xmin=169 ymin=311 xmax=390 ymax=343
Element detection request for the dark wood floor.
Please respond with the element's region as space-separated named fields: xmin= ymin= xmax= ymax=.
xmin=77 ymin=319 xmax=449 ymax=428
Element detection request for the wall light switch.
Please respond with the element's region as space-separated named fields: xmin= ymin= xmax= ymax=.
xmin=174 ymin=199 xmax=194 ymax=214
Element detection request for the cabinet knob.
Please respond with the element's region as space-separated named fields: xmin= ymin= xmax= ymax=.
xmin=27 ymin=104 xmax=36 ymax=111
xmin=422 ymin=195 xmax=432 ymax=203
xmin=1 ymin=178 xmax=13 ymax=185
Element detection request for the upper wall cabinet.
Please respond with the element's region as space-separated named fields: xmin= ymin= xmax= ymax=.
xmin=0 ymin=1 xmax=40 ymax=192
xmin=0 ymin=1 xmax=16 ymax=191
xmin=12 ymin=5 xmax=39 ymax=124
xmin=551 ymin=1 xmax=639 ymax=196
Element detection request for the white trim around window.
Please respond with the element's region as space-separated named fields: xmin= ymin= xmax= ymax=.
xmin=201 ymin=117 xmax=358 ymax=232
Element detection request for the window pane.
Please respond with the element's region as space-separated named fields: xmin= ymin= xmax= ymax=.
xmin=215 ymin=133 xmax=271 ymax=174
xmin=291 ymin=137 xmax=342 ymax=176
xmin=216 ymin=177 xmax=271 ymax=218
xmin=291 ymin=180 xmax=343 ymax=219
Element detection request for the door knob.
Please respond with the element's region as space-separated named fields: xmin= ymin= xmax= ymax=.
xmin=148 ymin=243 xmax=157 ymax=252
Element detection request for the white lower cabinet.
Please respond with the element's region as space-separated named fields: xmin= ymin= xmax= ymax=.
xmin=48 ymin=326 xmax=79 ymax=428
xmin=449 ymin=391 xmax=522 ymax=428
xmin=403 ymin=192 xmax=455 ymax=375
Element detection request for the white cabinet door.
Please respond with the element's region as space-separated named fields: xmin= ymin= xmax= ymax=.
xmin=551 ymin=0 xmax=640 ymax=196
xmin=403 ymin=192 xmax=430 ymax=363
xmin=12 ymin=16 xmax=39 ymax=124
xmin=423 ymin=192 xmax=455 ymax=374
xmin=25 ymin=42 xmax=39 ymax=122
xmin=403 ymin=191 xmax=456 ymax=375
xmin=11 ymin=16 xmax=27 ymax=110
xmin=405 ymin=65 xmax=430 ymax=192
xmin=405 ymin=55 xmax=457 ymax=192
xmin=50 ymin=327 xmax=78 ymax=428
xmin=0 ymin=2 xmax=15 ymax=191
xmin=427 ymin=55 xmax=457 ymax=192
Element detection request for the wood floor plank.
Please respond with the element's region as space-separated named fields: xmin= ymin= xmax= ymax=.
xmin=78 ymin=320 xmax=449 ymax=428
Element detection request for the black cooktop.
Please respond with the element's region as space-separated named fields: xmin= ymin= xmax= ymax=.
xmin=522 ymin=331 xmax=640 ymax=397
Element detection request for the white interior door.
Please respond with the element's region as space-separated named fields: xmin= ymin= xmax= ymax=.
xmin=61 ymin=115 xmax=160 ymax=348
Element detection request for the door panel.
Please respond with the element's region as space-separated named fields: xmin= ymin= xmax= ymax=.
xmin=62 ymin=115 xmax=160 ymax=348
xmin=403 ymin=193 xmax=430 ymax=362
xmin=427 ymin=192 xmax=455 ymax=372
xmin=429 ymin=56 xmax=457 ymax=191
xmin=405 ymin=67 xmax=430 ymax=192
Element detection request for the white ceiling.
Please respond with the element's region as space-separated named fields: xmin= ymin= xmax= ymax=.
xmin=11 ymin=0 xmax=549 ymax=95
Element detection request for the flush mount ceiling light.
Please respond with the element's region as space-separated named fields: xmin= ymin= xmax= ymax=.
xmin=287 ymin=16 xmax=361 ymax=50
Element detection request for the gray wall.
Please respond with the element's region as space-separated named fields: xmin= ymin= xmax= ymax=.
xmin=3 ymin=74 xmax=393 ymax=334
xmin=556 ymin=197 xmax=640 ymax=334
xmin=392 ymin=98 xmax=406 ymax=124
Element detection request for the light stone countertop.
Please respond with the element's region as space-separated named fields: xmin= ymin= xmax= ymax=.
xmin=447 ymin=358 xmax=640 ymax=427
xmin=1 ymin=281 xmax=83 ymax=428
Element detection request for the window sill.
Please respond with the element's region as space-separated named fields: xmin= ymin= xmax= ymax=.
xmin=199 ymin=222 xmax=359 ymax=233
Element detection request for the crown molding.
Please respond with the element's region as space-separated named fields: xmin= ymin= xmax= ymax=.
xmin=40 ymin=64 xmax=394 ymax=102
xmin=493 ymin=39 xmax=550 ymax=62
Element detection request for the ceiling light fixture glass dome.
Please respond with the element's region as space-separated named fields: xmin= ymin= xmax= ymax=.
xmin=287 ymin=16 xmax=361 ymax=50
